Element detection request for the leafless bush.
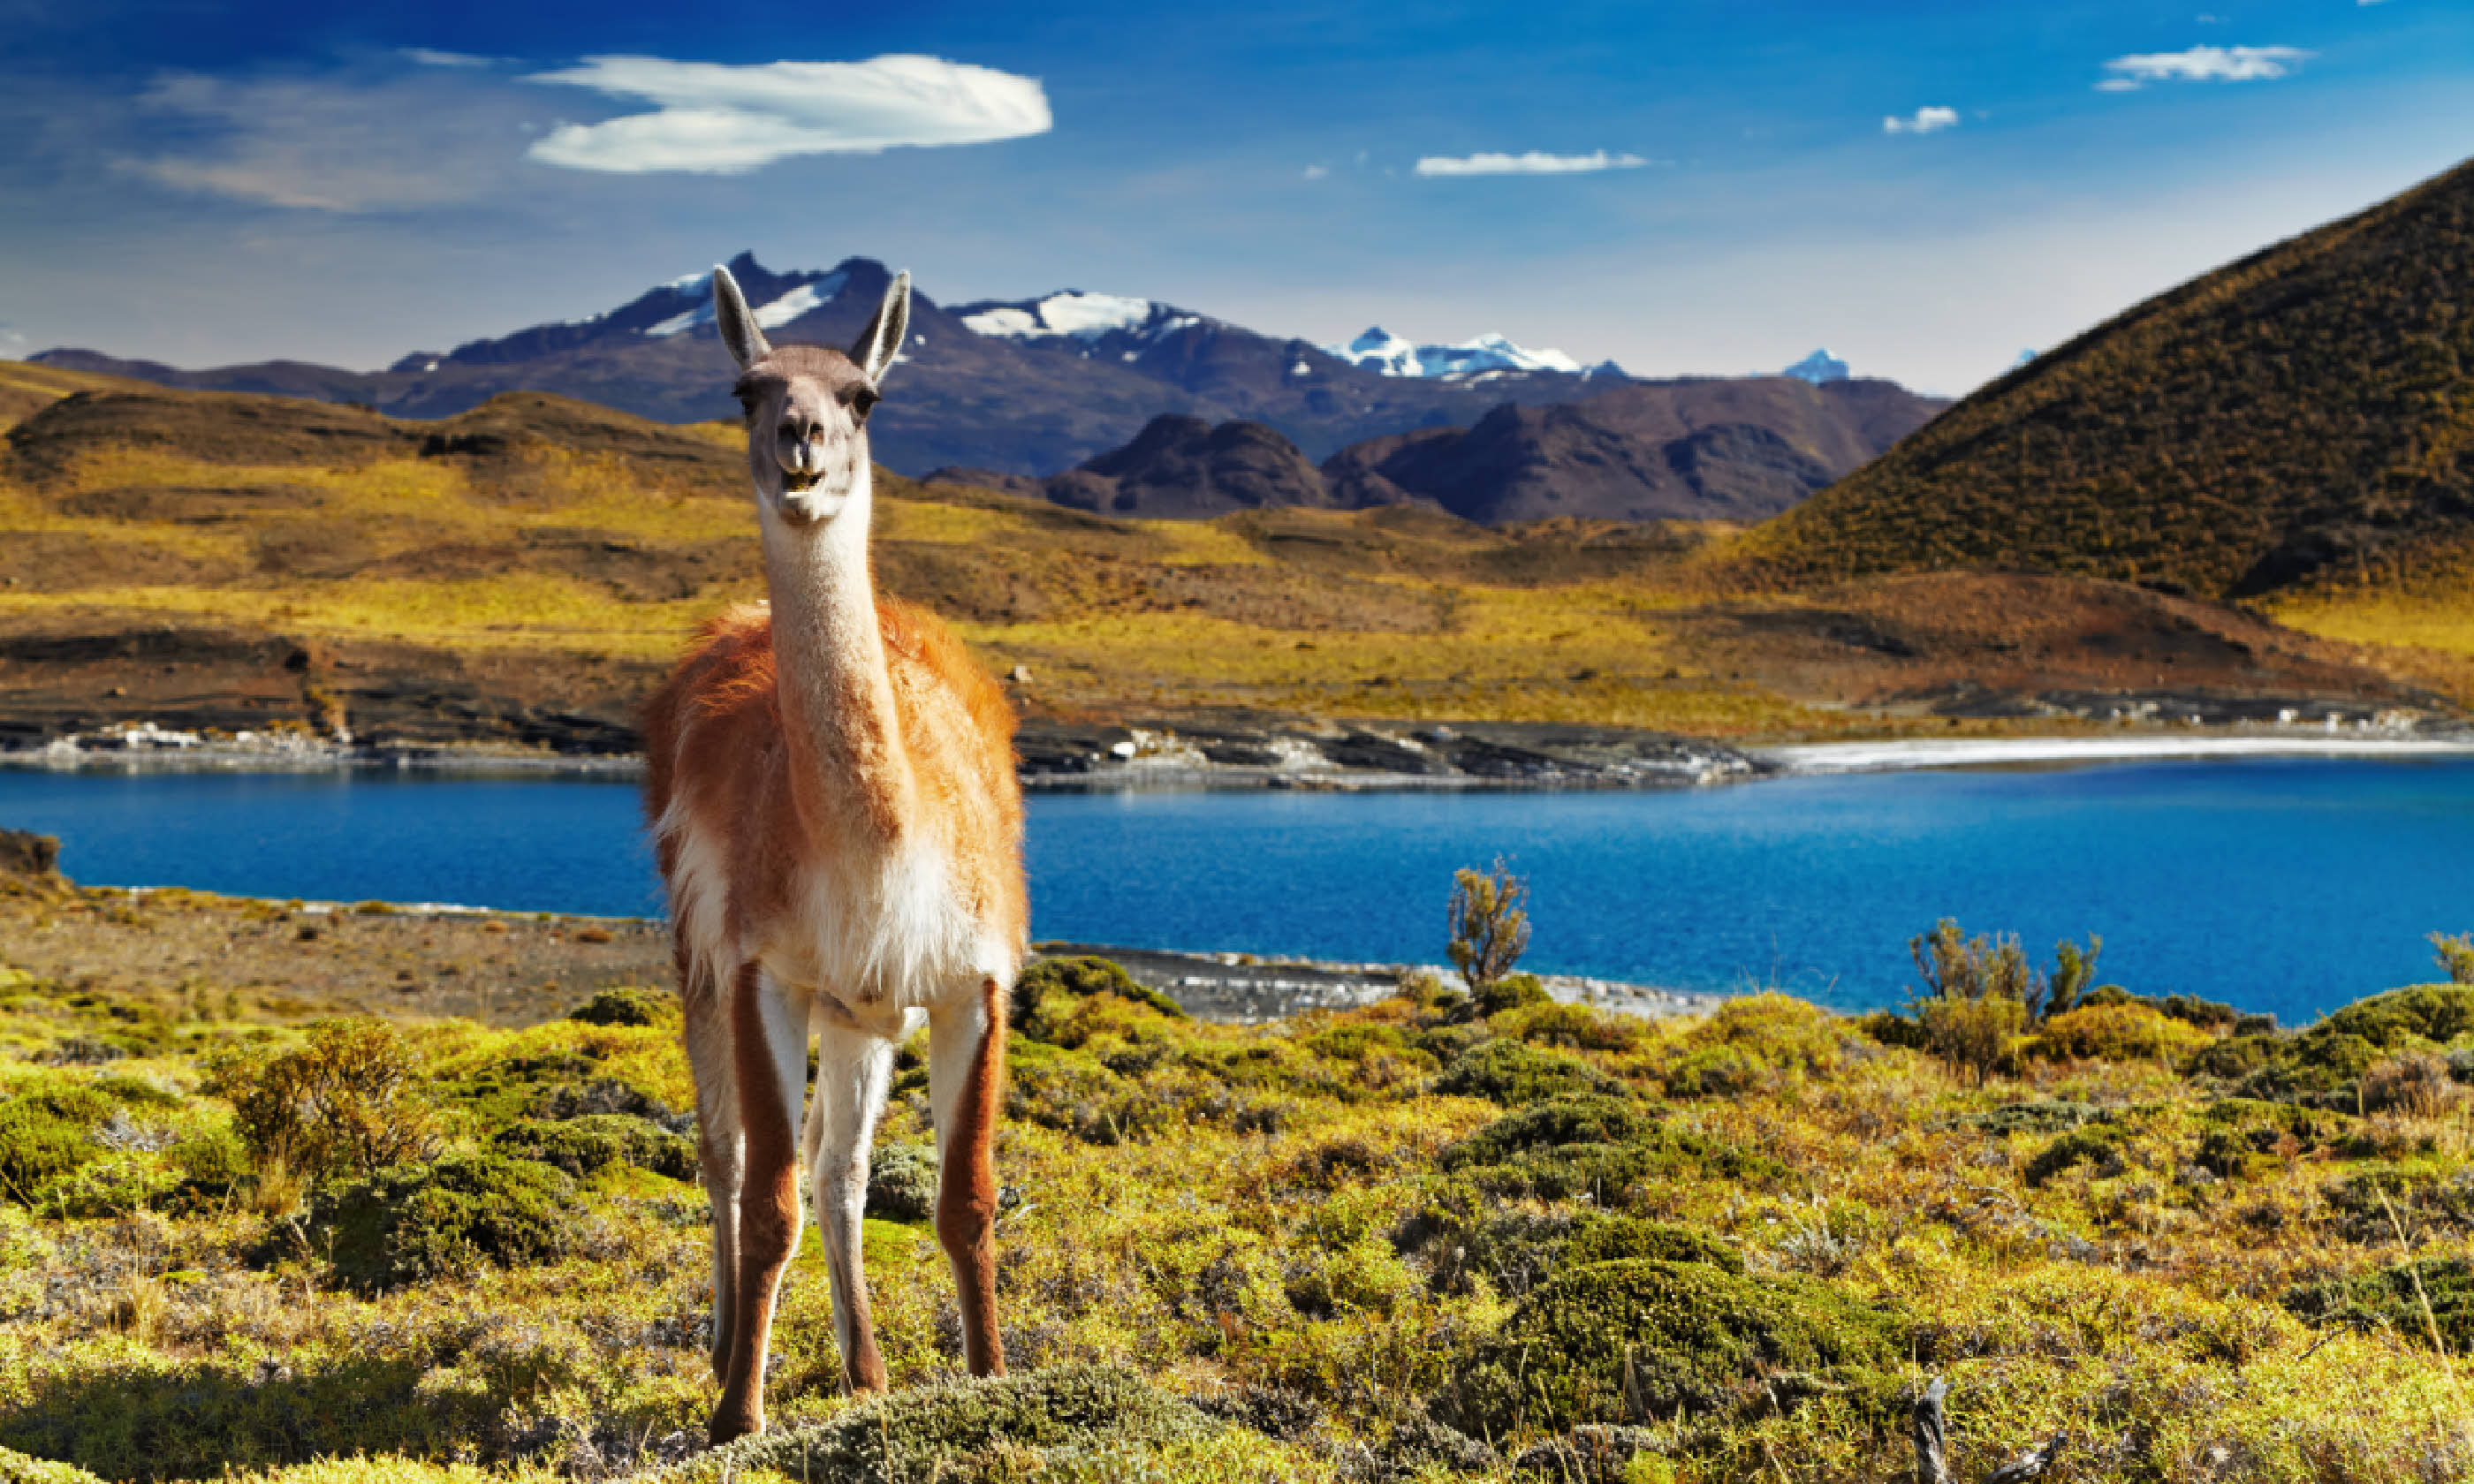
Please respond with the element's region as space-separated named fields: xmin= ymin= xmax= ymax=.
xmin=2361 ymin=1052 xmax=2470 ymax=1120
xmin=203 ymin=1019 xmax=440 ymax=1181
xmin=1447 ymin=859 xmax=1530 ymax=1000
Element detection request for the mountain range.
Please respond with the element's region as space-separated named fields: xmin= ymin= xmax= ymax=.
xmin=934 ymin=374 xmax=1944 ymax=523
xmin=33 ymin=255 xmax=1641 ymax=478
xmin=33 ymin=254 xmax=1912 ymax=490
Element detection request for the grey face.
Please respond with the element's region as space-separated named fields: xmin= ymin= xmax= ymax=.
xmin=710 ymin=262 xmax=913 ymax=529
xmin=733 ymin=346 xmax=878 ymax=525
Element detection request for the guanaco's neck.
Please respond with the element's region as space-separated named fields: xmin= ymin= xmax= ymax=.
xmin=757 ymin=463 xmax=914 ymax=845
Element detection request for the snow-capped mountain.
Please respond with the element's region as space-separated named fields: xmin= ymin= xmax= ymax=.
xmin=390 ymin=253 xmax=849 ymax=372
xmin=1781 ymin=349 xmax=1850 ymax=384
xmin=950 ymin=292 xmax=1208 ymax=356
xmin=40 ymin=250 xmax=1934 ymax=484
xmin=1322 ymin=326 xmax=1605 ymax=380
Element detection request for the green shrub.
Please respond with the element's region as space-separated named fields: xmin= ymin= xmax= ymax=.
xmin=1424 ymin=1209 xmax=1742 ymax=1298
xmin=2284 ymin=1257 xmax=2474 ymax=1352
xmin=1648 ymin=995 xmax=1861 ymax=1098
xmin=1850 ymin=1010 xmax=1928 ymax=1050
xmin=1434 ymin=1039 xmax=1620 ymax=1106
xmin=679 ymin=1361 xmax=1218 ymax=1484
xmin=1476 ymin=972 xmax=1552 ymax=1018
xmin=1440 ymin=1095 xmax=1786 ymax=1203
xmin=2079 ymin=986 xmax=2241 ymax=1029
xmin=2316 ymin=984 xmax=2474 ymax=1049
xmin=311 ymin=1153 xmax=574 ymax=1291
xmin=204 ymin=1019 xmax=440 ymax=1182
xmin=2431 ymin=933 xmax=2474 ymax=987
xmin=868 ymin=1141 xmax=940 ymax=1221
xmin=2197 ymin=1098 xmax=2334 ymax=1177
xmin=1011 ymin=957 xmax=1185 ymax=1042
xmin=1493 ymin=1000 xmax=1647 ymax=1054
xmin=0 ymin=1444 xmax=106 ymax=1484
xmin=0 ymin=1082 xmax=113 ymax=1204
xmin=1967 ymin=1100 xmax=2104 ymax=1136
xmin=2189 ymin=1034 xmax=2280 ymax=1081
xmin=2031 ymin=1003 xmax=2212 ymax=1065
xmin=1433 ymin=1258 xmax=1900 ymax=1435
xmin=489 ymin=1114 xmax=694 ymax=1181
xmin=2024 ymin=1127 xmax=2129 ymax=1186
xmin=164 ymin=1126 xmax=254 ymax=1204
xmin=566 ymin=988 xmax=678 ymax=1027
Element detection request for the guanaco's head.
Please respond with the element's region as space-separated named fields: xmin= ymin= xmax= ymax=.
xmin=713 ymin=264 xmax=911 ymax=527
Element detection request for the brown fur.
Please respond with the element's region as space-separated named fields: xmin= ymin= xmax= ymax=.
xmin=938 ymin=975 xmax=1010 ymax=1376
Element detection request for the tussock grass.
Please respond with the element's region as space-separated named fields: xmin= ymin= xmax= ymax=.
xmin=2 ymin=937 xmax=2472 ymax=1481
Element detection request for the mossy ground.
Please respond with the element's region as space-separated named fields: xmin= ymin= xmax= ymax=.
xmin=2 ymin=932 xmax=2473 ymax=1482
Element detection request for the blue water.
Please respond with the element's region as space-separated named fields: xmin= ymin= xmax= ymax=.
xmin=1 ymin=760 xmax=2468 ymax=1024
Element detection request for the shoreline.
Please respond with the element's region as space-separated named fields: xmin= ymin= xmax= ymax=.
xmin=1757 ymin=732 xmax=2474 ymax=775
xmin=10 ymin=720 xmax=2472 ymax=787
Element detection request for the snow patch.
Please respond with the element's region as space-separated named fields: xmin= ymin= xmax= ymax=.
xmin=1323 ymin=325 xmax=1584 ymax=378
xmin=645 ymin=307 xmax=708 ymax=338
xmin=1781 ymin=349 xmax=1850 ymax=383
xmin=960 ymin=306 xmax=1041 ymax=337
xmin=1034 ymin=292 xmax=1153 ymax=338
xmin=752 ymin=274 xmax=839 ymax=329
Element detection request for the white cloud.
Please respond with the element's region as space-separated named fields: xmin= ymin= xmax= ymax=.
xmin=401 ymin=48 xmax=496 ymax=68
xmin=116 ymin=70 xmax=531 ymax=210
xmin=1883 ymin=106 xmax=1960 ymax=136
xmin=522 ymin=54 xmax=1051 ymax=174
xmin=2098 ymin=44 xmax=2313 ymax=90
xmin=1412 ymin=149 xmax=1653 ymax=177
xmin=1302 ymin=163 xmax=1329 ymax=179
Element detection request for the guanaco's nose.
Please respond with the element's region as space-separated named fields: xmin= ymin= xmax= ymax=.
xmin=778 ymin=419 xmax=829 ymax=474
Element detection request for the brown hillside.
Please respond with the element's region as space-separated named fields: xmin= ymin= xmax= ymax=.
xmin=0 ymin=367 xmax=2446 ymax=748
xmin=1741 ymin=155 xmax=2474 ymax=599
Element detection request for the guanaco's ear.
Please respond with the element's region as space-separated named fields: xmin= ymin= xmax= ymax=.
xmin=712 ymin=266 xmax=771 ymax=371
xmin=852 ymin=270 xmax=911 ymax=386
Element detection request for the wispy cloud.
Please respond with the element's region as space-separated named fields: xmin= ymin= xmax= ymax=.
xmin=400 ymin=48 xmax=497 ymax=68
xmin=522 ymin=54 xmax=1051 ymax=174
xmin=1413 ymin=149 xmax=1653 ymax=177
xmin=115 ymin=70 xmax=530 ymax=210
xmin=2098 ymin=44 xmax=2312 ymax=91
xmin=1302 ymin=163 xmax=1329 ymax=179
xmin=1882 ymin=106 xmax=1959 ymax=136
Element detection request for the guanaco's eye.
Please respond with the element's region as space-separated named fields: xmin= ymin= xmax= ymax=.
xmin=850 ymin=387 xmax=879 ymax=420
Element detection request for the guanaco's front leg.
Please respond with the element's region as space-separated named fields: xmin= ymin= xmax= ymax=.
xmin=710 ymin=965 xmax=809 ymax=1443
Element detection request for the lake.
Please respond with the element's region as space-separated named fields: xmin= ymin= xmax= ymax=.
xmin=1 ymin=757 xmax=2467 ymax=1026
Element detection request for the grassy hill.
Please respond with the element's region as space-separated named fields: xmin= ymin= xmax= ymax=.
xmin=1734 ymin=155 xmax=2474 ymax=693
xmin=0 ymin=860 xmax=2470 ymax=1483
xmin=0 ymin=370 xmax=2447 ymax=746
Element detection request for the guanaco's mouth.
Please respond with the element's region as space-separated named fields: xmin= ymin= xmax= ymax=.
xmin=783 ymin=469 xmax=823 ymax=493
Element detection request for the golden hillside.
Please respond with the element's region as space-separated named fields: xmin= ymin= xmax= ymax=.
xmin=0 ymin=371 xmax=2447 ymax=748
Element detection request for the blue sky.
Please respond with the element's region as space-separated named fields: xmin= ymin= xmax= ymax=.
xmin=3 ymin=0 xmax=2468 ymax=393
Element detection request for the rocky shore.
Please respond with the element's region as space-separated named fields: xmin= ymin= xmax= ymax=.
xmin=3 ymin=716 xmax=1772 ymax=790
xmin=10 ymin=706 xmax=2467 ymax=789
xmin=1035 ymin=941 xmax=1719 ymax=1023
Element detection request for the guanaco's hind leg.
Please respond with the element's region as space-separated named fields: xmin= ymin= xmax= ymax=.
xmin=807 ymin=1005 xmax=895 ymax=1392
xmin=929 ymin=977 xmax=1008 ymax=1376
xmin=710 ymin=964 xmax=810 ymax=1443
xmin=681 ymin=975 xmax=743 ymax=1382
